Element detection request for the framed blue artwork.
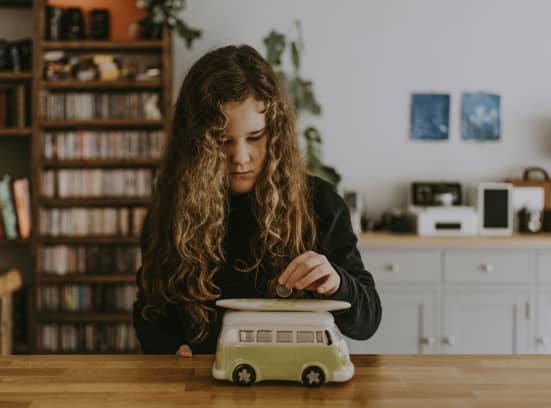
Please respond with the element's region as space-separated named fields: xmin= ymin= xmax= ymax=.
xmin=410 ymin=93 xmax=450 ymax=140
xmin=462 ymin=93 xmax=501 ymax=141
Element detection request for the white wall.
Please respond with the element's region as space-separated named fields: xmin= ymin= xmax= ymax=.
xmin=176 ymin=0 xmax=551 ymax=216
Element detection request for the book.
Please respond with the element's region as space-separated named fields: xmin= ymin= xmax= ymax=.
xmin=0 ymin=40 xmax=9 ymax=70
xmin=12 ymin=178 xmax=31 ymax=239
xmin=0 ymin=175 xmax=19 ymax=239
xmin=0 ymin=200 xmax=5 ymax=239
xmin=0 ymin=91 xmax=5 ymax=127
xmin=0 ymin=84 xmax=25 ymax=128
xmin=16 ymin=84 xmax=25 ymax=127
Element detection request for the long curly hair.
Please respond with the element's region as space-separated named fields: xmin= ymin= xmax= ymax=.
xmin=140 ymin=45 xmax=317 ymax=343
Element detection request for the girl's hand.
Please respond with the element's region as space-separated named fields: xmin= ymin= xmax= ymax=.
xmin=176 ymin=344 xmax=193 ymax=357
xmin=278 ymin=251 xmax=341 ymax=296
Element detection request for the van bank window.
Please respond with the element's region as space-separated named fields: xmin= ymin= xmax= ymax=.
xmin=257 ymin=330 xmax=272 ymax=342
xmin=296 ymin=331 xmax=315 ymax=343
xmin=276 ymin=331 xmax=293 ymax=343
xmin=239 ymin=330 xmax=254 ymax=342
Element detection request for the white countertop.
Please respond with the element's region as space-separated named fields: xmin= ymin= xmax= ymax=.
xmin=358 ymin=232 xmax=551 ymax=248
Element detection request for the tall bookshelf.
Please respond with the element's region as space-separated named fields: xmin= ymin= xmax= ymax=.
xmin=30 ymin=0 xmax=172 ymax=353
xmin=0 ymin=0 xmax=33 ymax=354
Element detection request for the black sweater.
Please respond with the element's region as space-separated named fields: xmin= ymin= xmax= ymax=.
xmin=133 ymin=176 xmax=382 ymax=354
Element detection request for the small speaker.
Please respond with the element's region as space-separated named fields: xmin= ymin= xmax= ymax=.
xmin=89 ymin=9 xmax=110 ymax=40
xmin=476 ymin=182 xmax=513 ymax=235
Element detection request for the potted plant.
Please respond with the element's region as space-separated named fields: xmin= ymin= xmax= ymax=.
xmin=134 ymin=0 xmax=201 ymax=47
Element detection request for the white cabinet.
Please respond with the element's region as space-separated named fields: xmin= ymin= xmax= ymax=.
xmin=347 ymin=289 xmax=438 ymax=354
xmin=535 ymin=250 xmax=551 ymax=353
xmin=536 ymin=292 xmax=551 ymax=353
xmin=441 ymin=290 xmax=531 ymax=354
xmin=351 ymin=240 xmax=551 ymax=354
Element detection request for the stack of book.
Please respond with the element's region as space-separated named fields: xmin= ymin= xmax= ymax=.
xmin=0 ymin=83 xmax=29 ymax=128
xmin=0 ymin=174 xmax=31 ymax=240
xmin=40 ymin=245 xmax=141 ymax=276
xmin=41 ymin=283 xmax=135 ymax=312
xmin=41 ymin=322 xmax=139 ymax=353
xmin=0 ymin=39 xmax=32 ymax=72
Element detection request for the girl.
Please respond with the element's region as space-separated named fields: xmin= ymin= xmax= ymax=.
xmin=133 ymin=44 xmax=382 ymax=356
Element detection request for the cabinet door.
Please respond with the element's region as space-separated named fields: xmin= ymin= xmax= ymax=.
xmin=346 ymin=288 xmax=438 ymax=354
xmin=441 ymin=290 xmax=531 ymax=354
xmin=535 ymin=290 xmax=551 ymax=353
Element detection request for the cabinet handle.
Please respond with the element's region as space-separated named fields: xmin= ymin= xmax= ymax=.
xmin=537 ymin=336 xmax=550 ymax=345
xmin=442 ymin=336 xmax=456 ymax=346
xmin=386 ymin=263 xmax=400 ymax=273
xmin=420 ymin=336 xmax=434 ymax=346
xmin=480 ymin=263 xmax=494 ymax=273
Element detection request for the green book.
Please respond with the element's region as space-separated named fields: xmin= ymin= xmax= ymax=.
xmin=0 ymin=175 xmax=19 ymax=239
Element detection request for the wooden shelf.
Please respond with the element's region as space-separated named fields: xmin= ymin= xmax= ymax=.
xmin=0 ymin=71 xmax=32 ymax=81
xmin=42 ymin=79 xmax=162 ymax=90
xmin=43 ymin=40 xmax=163 ymax=52
xmin=37 ymin=312 xmax=132 ymax=322
xmin=35 ymin=350 xmax=139 ymax=354
xmin=39 ymin=236 xmax=139 ymax=245
xmin=42 ymin=159 xmax=160 ymax=169
xmin=40 ymin=197 xmax=151 ymax=207
xmin=0 ymin=128 xmax=31 ymax=137
xmin=40 ymin=119 xmax=164 ymax=128
xmin=0 ymin=239 xmax=30 ymax=247
xmin=40 ymin=274 xmax=135 ymax=283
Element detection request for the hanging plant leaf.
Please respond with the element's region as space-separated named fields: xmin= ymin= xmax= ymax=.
xmin=316 ymin=165 xmax=342 ymax=187
xmin=291 ymin=41 xmax=300 ymax=72
xmin=304 ymin=126 xmax=322 ymax=143
xmin=263 ymin=31 xmax=286 ymax=66
xmin=136 ymin=0 xmax=201 ymax=45
xmin=297 ymin=79 xmax=321 ymax=115
xmin=288 ymin=77 xmax=303 ymax=111
xmin=176 ymin=20 xmax=202 ymax=48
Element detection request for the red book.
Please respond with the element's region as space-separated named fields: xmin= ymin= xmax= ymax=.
xmin=12 ymin=178 xmax=31 ymax=239
xmin=0 ymin=200 xmax=5 ymax=239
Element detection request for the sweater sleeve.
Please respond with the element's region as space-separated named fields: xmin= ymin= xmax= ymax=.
xmin=311 ymin=177 xmax=382 ymax=340
xmin=132 ymin=214 xmax=188 ymax=354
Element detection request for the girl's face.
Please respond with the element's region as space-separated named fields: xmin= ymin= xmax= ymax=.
xmin=221 ymin=96 xmax=268 ymax=194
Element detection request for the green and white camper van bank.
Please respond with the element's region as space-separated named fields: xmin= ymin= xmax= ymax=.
xmin=212 ymin=298 xmax=354 ymax=387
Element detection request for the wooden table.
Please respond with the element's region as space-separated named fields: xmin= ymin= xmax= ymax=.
xmin=1 ymin=354 xmax=550 ymax=407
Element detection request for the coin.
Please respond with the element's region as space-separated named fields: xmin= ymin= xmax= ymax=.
xmin=276 ymin=284 xmax=294 ymax=298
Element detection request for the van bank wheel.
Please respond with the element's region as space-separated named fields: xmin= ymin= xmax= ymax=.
xmin=232 ymin=364 xmax=256 ymax=386
xmin=302 ymin=366 xmax=326 ymax=387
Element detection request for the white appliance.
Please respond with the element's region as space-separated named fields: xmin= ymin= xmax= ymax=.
xmin=408 ymin=206 xmax=478 ymax=236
